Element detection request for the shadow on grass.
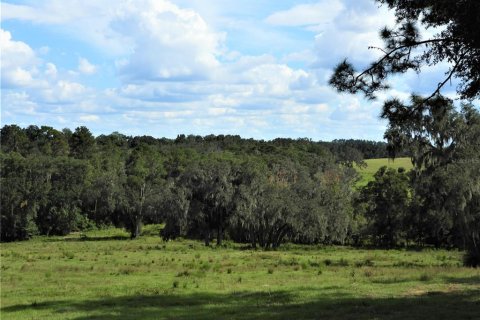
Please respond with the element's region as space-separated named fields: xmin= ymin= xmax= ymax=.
xmin=2 ymin=287 xmax=479 ymax=320
xmin=43 ymin=235 xmax=131 ymax=242
xmin=370 ymin=277 xmax=412 ymax=284
xmin=444 ymin=275 xmax=480 ymax=285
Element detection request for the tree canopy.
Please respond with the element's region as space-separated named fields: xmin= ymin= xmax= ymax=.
xmin=329 ymin=0 xmax=480 ymax=266
xmin=330 ymin=0 xmax=480 ymax=101
xmin=2 ymin=123 xmax=479 ymax=265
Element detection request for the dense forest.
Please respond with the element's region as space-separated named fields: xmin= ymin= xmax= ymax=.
xmin=1 ymin=117 xmax=478 ymax=267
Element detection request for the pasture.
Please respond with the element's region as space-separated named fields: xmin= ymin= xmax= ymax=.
xmin=355 ymin=157 xmax=413 ymax=187
xmin=1 ymin=228 xmax=479 ymax=320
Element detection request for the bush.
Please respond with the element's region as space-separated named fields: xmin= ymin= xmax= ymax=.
xmin=463 ymin=249 xmax=480 ymax=268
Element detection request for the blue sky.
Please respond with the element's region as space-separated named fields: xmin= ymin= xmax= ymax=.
xmin=0 ymin=0 xmax=460 ymax=140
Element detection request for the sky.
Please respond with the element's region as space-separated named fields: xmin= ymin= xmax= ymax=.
xmin=0 ymin=0 xmax=461 ymax=141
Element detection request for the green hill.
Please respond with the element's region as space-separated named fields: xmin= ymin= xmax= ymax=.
xmin=355 ymin=157 xmax=413 ymax=188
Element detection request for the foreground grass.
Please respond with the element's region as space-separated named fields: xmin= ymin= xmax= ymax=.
xmin=1 ymin=228 xmax=479 ymax=320
xmin=355 ymin=157 xmax=414 ymax=187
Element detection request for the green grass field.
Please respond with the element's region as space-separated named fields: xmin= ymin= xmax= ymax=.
xmin=355 ymin=157 xmax=414 ymax=187
xmin=1 ymin=228 xmax=479 ymax=320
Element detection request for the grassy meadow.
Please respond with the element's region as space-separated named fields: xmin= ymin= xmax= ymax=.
xmin=355 ymin=157 xmax=414 ymax=187
xmin=1 ymin=227 xmax=479 ymax=320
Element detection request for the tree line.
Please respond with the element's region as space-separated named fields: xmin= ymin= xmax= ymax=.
xmin=0 ymin=125 xmax=359 ymax=247
xmin=1 ymin=116 xmax=479 ymax=265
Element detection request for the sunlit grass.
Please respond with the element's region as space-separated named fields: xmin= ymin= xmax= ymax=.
xmin=1 ymin=228 xmax=479 ymax=319
xmin=355 ymin=157 xmax=413 ymax=187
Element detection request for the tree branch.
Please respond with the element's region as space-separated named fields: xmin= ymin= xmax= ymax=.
xmin=422 ymin=49 xmax=470 ymax=103
xmin=354 ymin=38 xmax=460 ymax=81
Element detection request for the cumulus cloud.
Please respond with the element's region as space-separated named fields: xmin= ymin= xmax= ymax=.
xmin=114 ymin=0 xmax=224 ymax=82
xmin=45 ymin=63 xmax=58 ymax=78
xmin=50 ymin=81 xmax=87 ymax=103
xmin=3 ymin=0 xmax=224 ymax=82
xmin=314 ymin=3 xmax=394 ymax=68
xmin=1 ymin=1 xmax=133 ymax=55
xmin=1 ymin=0 xmax=409 ymax=140
xmin=264 ymin=1 xmax=395 ymax=69
xmin=1 ymin=92 xmax=38 ymax=116
xmin=0 ymin=29 xmax=38 ymax=88
xmin=265 ymin=0 xmax=344 ymax=27
xmin=78 ymin=58 xmax=96 ymax=75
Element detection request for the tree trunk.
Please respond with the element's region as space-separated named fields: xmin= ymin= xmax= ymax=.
xmin=258 ymin=233 xmax=264 ymax=249
xmin=217 ymin=224 xmax=223 ymax=246
xmin=130 ymin=217 xmax=141 ymax=239
xmin=277 ymin=224 xmax=288 ymax=247
xmin=204 ymin=229 xmax=211 ymax=246
xmin=94 ymin=199 xmax=97 ymax=223
xmin=251 ymin=229 xmax=257 ymax=249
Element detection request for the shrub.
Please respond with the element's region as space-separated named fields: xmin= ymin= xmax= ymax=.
xmin=463 ymin=249 xmax=480 ymax=268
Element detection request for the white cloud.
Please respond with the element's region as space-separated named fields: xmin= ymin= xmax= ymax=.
xmin=265 ymin=1 xmax=344 ymax=27
xmin=207 ymin=107 xmax=235 ymax=116
xmin=79 ymin=114 xmax=100 ymax=122
xmin=45 ymin=63 xmax=58 ymax=78
xmin=1 ymin=2 xmax=71 ymax=24
xmin=1 ymin=0 xmax=407 ymax=141
xmin=264 ymin=0 xmax=395 ymax=69
xmin=313 ymin=2 xmax=395 ymax=69
xmin=0 ymin=29 xmax=35 ymax=66
xmin=1 ymin=92 xmax=38 ymax=115
xmin=78 ymin=58 xmax=96 ymax=75
xmin=240 ymin=63 xmax=308 ymax=96
xmin=2 ymin=0 xmax=225 ymax=82
xmin=0 ymin=29 xmax=38 ymax=88
xmin=1 ymin=1 xmax=133 ymax=55
xmin=113 ymin=0 xmax=224 ymax=82
xmin=40 ymin=80 xmax=87 ymax=104
xmin=6 ymin=68 xmax=35 ymax=87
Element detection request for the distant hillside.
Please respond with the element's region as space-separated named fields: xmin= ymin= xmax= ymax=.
xmin=355 ymin=157 xmax=413 ymax=187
